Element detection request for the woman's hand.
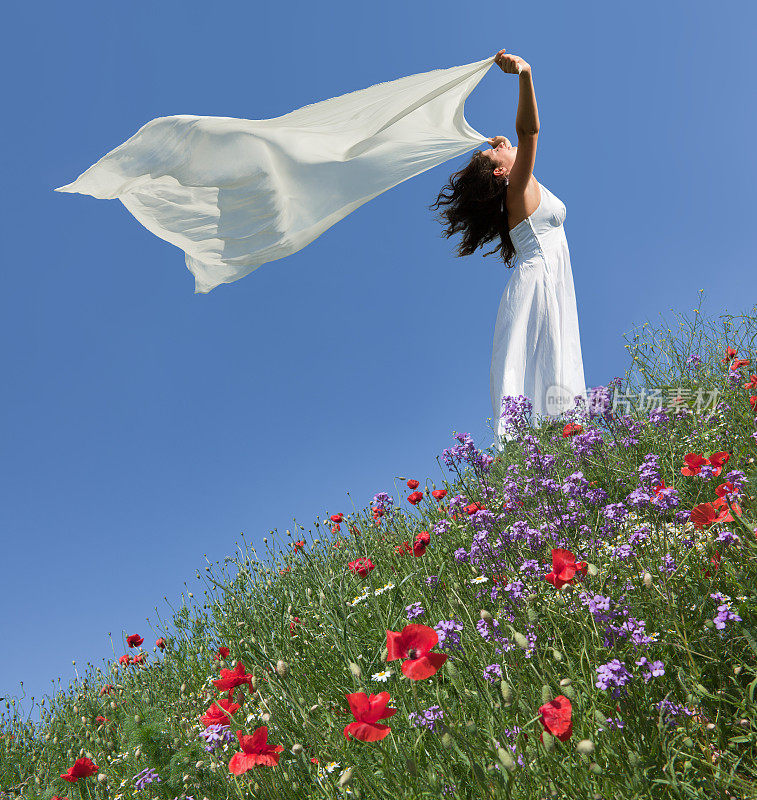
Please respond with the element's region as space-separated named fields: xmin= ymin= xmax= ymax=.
xmin=494 ymin=49 xmax=531 ymax=75
xmin=486 ymin=136 xmax=511 ymax=148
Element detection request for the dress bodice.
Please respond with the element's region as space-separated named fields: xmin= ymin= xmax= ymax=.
xmin=508 ymin=181 xmax=567 ymax=263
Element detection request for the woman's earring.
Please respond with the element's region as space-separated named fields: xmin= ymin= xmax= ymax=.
xmin=504 ymin=173 xmax=510 ymax=187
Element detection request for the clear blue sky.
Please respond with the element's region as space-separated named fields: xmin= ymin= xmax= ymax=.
xmin=3 ymin=0 xmax=756 ymax=728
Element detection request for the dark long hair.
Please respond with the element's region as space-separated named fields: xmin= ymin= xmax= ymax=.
xmin=428 ymin=149 xmax=516 ymax=268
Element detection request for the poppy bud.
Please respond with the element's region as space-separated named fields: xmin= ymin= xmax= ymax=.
xmin=513 ymin=632 xmax=529 ymax=650
xmin=196 ymin=760 xmax=204 ymax=769
xmin=381 ymin=646 xmax=388 ymax=661
xmin=479 ymin=610 xmax=494 ymax=626
xmin=307 ymin=588 xmax=313 ymax=599
xmin=466 ymin=720 xmax=477 ymax=734
xmin=587 ymin=563 xmax=598 ymax=577
xmin=276 ymin=660 xmax=289 ymax=677
xmin=552 ymin=648 xmax=563 ymax=662
xmin=319 ymin=590 xmax=326 ymax=605
xmin=594 ymin=709 xmax=607 ymax=726
xmin=643 ymin=572 xmax=652 ymax=588
xmin=500 ymin=680 xmax=513 ymax=704
xmin=441 ymin=732 xmax=453 ymax=748
xmin=589 ymin=762 xmax=602 ymax=775
xmin=541 ymin=732 xmax=555 ymax=752
xmin=261 ymin=712 xmax=270 ymax=723
xmin=97 ymin=774 xmax=107 ymax=784
xmin=292 ymin=744 xmax=303 ymax=755
xmin=496 ymin=748 xmax=516 ymax=771
xmin=338 ymin=767 xmax=355 ymax=788
xmin=559 ymin=678 xmax=572 ymax=687
xmin=541 ymin=685 xmax=552 ymax=705
xmin=576 ymin=739 xmax=595 ymax=755
xmin=406 ymin=758 xmax=417 ymax=776
xmin=348 ymin=661 xmax=362 ymax=679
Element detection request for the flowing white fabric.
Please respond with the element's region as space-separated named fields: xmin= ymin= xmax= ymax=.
xmin=490 ymin=180 xmax=587 ymax=449
xmin=55 ymin=56 xmax=496 ymax=293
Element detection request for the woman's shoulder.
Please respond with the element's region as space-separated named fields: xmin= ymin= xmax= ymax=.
xmin=506 ymin=176 xmax=542 ymax=231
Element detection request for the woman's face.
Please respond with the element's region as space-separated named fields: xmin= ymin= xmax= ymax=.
xmin=480 ymin=139 xmax=517 ymax=177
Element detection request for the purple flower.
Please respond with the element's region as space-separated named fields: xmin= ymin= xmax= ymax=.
xmin=406 ymin=602 xmax=425 ymax=620
xmin=483 ymin=664 xmax=503 ymax=683
xmin=434 ymin=619 xmax=464 ymax=653
xmin=710 ymin=592 xmax=741 ymax=631
xmin=199 ymin=723 xmax=234 ymax=753
xmin=134 ymin=767 xmax=161 ymax=790
xmin=635 ymin=657 xmax=665 ymax=683
xmin=595 ymin=659 xmax=633 ymax=696
xmin=656 ymin=699 xmax=693 ymax=725
xmin=409 ymin=705 xmax=444 ymax=731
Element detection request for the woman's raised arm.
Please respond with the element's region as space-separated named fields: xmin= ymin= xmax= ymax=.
xmin=493 ymin=50 xmax=539 ymax=194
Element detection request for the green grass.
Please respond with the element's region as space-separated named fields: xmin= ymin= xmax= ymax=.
xmin=3 ymin=296 xmax=757 ymax=800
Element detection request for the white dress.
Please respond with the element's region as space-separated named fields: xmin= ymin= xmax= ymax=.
xmin=490 ymin=180 xmax=587 ymax=447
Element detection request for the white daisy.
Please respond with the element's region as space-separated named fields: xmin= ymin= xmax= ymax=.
xmin=325 ymin=761 xmax=341 ymax=773
xmin=374 ymin=582 xmax=396 ymax=596
xmin=371 ymin=669 xmax=393 ymax=682
xmin=470 ymin=576 xmax=489 ymax=584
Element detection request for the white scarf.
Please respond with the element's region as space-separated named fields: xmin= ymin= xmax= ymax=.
xmin=55 ymin=55 xmax=495 ymax=293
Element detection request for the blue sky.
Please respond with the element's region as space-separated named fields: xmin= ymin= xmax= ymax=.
xmin=3 ymin=0 xmax=756 ymax=727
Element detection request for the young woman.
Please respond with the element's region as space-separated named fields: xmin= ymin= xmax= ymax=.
xmin=430 ymin=49 xmax=587 ymax=447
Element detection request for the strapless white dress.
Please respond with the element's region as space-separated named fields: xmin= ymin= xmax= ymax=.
xmin=490 ymin=180 xmax=587 ymax=448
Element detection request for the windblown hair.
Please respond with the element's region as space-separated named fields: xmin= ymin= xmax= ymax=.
xmin=428 ymin=150 xmax=516 ymax=268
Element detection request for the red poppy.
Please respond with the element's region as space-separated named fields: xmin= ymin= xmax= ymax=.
xmin=133 ymin=653 xmax=147 ymax=666
xmin=562 ymin=423 xmax=584 ymax=437
xmin=279 ymin=567 xmax=290 ymax=576
xmin=348 ymin=557 xmax=375 ymax=578
xmin=407 ymin=491 xmax=424 ymax=505
xmin=545 ymin=549 xmax=587 ymax=589
xmin=690 ymin=501 xmax=740 ymax=530
xmin=290 ymin=616 xmax=301 ymax=636
xmin=331 ymin=513 xmax=344 ymax=523
xmin=395 ymin=540 xmax=413 ymax=556
xmin=311 ymin=757 xmax=319 ymax=764
xmin=703 ymin=551 xmax=721 ymax=578
xmin=349 ymin=524 xmax=361 ymax=536
xmin=653 ymin=480 xmax=668 ymax=494
xmin=431 ymin=489 xmax=448 ymax=500
xmin=126 ymin=634 xmax=143 ymax=648
xmin=680 ymin=453 xmax=709 ymax=476
xmin=708 ymin=452 xmax=730 ymax=476
xmin=750 ymin=396 xmax=757 ymax=412
xmin=538 ymin=695 xmax=573 ymax=742
xmin=95 ymin=716 xmax=110 ymax=725
xmin=215 ymin=646 xmax=230 ymax=661
xmin=722 ymin=346 xmax=738 ymax=364
xmin=213 ymin=661 xmax=253 ymax=694
xmin=372 ymin=507 xmax=385 ymax=519
xmin=713 ymin=482 xmax=735 ymax=506
xmin=229 ymin=727 xmax=284 ymax=772
xmin=99 ymin=684 xmax=114 ymax=696
xmin=743 ymin=375 xmax=757 ymax=391
xmin=118 ymin=654 xmax=131 ymax=666
xmin=407 ymin=479 xmax=420 ymax=489
xmin=463 ymin=502 xmax=482 ymax=515
xmin=343 ymin=691 xmax=397 ymax=742
xmin=202 ymin=693 xmax=242 ymax=727
xmin=331 ymin=524 xmax=341 ymax=535
xmin=60 ymin=757 xmax=99 ymax=783
xmin=730 ymin=358 xmax=750 ymax=372
xmin=413 ymin=531 xmax=430 ymax=557
xmin=155 ymin=638 xmax=166 ymax=650
xmin=386 ymin=624 xmax=448 ymax=680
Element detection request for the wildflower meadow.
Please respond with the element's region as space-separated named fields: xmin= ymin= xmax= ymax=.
xmin=3 ymin=297 xmax=757 ymax=799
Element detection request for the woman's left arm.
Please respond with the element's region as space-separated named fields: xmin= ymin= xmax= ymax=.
xmin=508 ymin=65 xmax=539 ymax=193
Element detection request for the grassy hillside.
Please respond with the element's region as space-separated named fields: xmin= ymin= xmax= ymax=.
xmin=3 ymin=299 xmax=757 ymax=800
